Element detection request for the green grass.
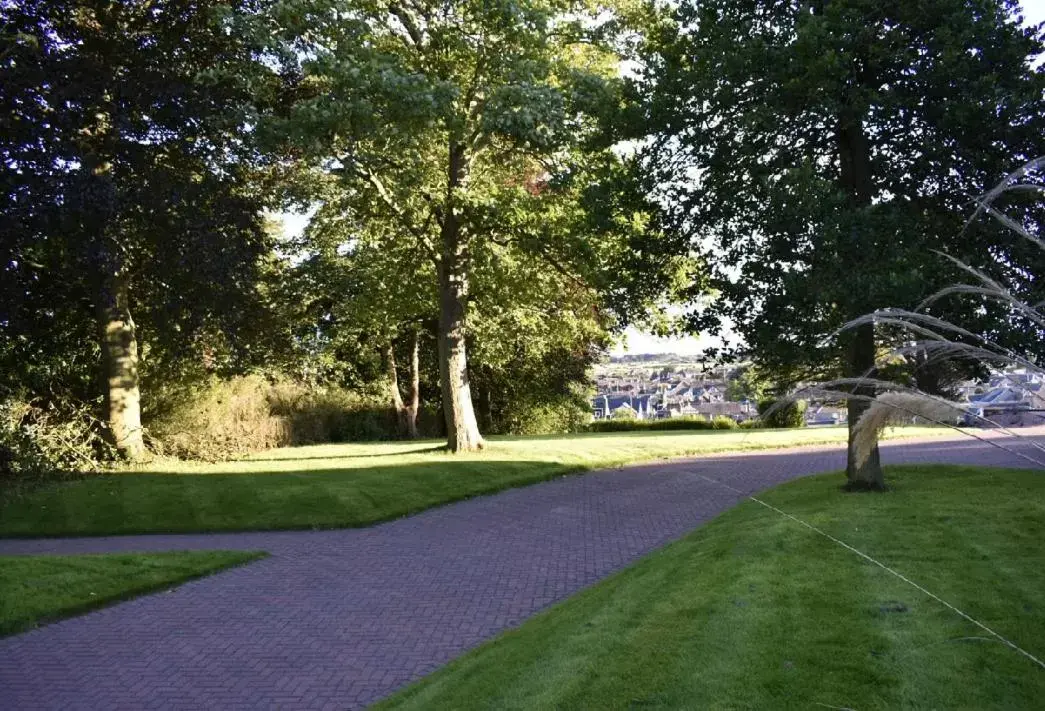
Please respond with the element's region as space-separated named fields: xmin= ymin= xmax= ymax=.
xmin=0 ymin=426 xmax=946 ymax=537
xmin=376 ymin=465 xmax=1045 ymax=710
xmin=0 ymin=550 xmax=264 ymax=636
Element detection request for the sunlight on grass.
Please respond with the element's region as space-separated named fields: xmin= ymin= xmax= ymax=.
xmin=0 ymin=550 xmax=264 ymax=636
xmin=1 ymin=426 xmax=949 ymax=537
xmin=140 ymin=425 xmax=948 ymax=475
xmin=377 ymin=465 xmax=1045 ymax=710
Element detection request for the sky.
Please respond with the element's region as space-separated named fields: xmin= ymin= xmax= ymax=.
xmin=279 ymin=0 xmax=1045 ymax=358
xmin=1025 ymin=0 xmax=1045 ymax=26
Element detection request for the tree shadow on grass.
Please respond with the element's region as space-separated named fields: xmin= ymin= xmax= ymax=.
xmin=0 ymin=459 xmax=583 ymax=538
xmin=241 ymin=445 xmax=448 ymax=463
xmin=6 ymin=434 xmax=1040 ymax=540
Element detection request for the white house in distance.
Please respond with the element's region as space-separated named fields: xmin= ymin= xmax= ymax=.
xmin=963 ymin=368 xmax=1045 ymax=427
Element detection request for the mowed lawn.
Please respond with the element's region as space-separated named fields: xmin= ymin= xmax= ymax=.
xmin=378 ymin=465 xmax=1045 ymax=710
xmin=0 ymin=550 xmax=264 ymax=637
xmin=0 ymin=426 xmax=947 ymax=537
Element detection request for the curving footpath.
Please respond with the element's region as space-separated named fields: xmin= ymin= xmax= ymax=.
xmin=1 ymin=433 xmax=1043 ymax=710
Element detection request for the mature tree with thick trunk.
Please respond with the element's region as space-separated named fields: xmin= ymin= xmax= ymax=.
xmin=291 ymin=175 xmax=627 ymax=441
xmin=97 ymin=274 xmax=145 ymax=458
xmin=637 ymin=0 xmax=1045 ymax=488
xmin=1 ymin=0 xmax=278 ymax=459
xmin=268 ymin=0 xmax=696 ymax=451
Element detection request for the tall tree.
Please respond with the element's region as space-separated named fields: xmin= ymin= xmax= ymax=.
xmin=291 ymin=198 xmax=436 ymax=437
xmin=266 ymin=0 xmax=695 ymax=451
xmin=639 ymin=0 xmax=1045 ymax=487
xmin=289 ymin=178 xmax=621 ymax=440
xmin=1 ymin=0 xmax=276 ymax=458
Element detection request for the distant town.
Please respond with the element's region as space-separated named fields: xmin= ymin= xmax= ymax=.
xmin=592 ymin=356 xmax=846 ymax=426
xmin=593 ymin=355 xmax=1045 ymax=427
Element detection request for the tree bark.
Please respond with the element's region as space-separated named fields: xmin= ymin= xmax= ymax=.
xmin=437 ymin=260 xmax=483 ymax=451
xmin=97 ymin=274 xmax=145 ymax=460
xmin=77 ymin=152 xmax=144 ymax=461
xmin=404 ymin=329 xmax=420 ymax=438
xmin=838 ymin=106 xmax=885 ymax=490
xmin=845 ymin=322 xmax=884 ymax=489
xmin=384 ymin=341 xmax=409 ymax=437
xmin=436 ymin=141 xmax=484 ymax=452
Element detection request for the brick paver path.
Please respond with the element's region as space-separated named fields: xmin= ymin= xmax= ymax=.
xmin=2 ymin=433 xmax=1042 ymax=710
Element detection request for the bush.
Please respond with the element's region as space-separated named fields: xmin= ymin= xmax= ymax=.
xmin=148 ymin=376 xmax=404 ymax=461
xmin=1 ymin=396 xmax=113 ymax=481
xmin=738 ymin=418 xmax=764 ymax=429
xmin=757 ymin=398 xmax=807 ymax=428
xmin=148 ymin=376 xmax=290 ymax=461
xmin=588 ymin=416 xmax=720 ymax=433
xmin=266 ymin=380 xmax=398 ymax=444
xmin=711 ymin=415 xmax=739 ymax=430
xmin=497 ymin=396 xmax=591 ymax=435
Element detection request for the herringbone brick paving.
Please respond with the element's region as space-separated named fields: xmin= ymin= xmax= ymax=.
xmin=1 ymin=434 xmax=1041 ymax=709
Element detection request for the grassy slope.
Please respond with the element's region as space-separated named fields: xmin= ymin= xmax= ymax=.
xmin=0 ymin=426 xmax=944 ymax=537
xmin=378 ymin=465 xmax=1045 ymax=710
xmin=0 ymin=550 xmax=264 ymax=636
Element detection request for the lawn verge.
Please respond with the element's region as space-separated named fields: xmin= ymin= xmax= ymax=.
xmin=0 ymin=426 xmax=947 ymax=537
xmin=0 ymin=550 xmax=265 ymax=636
xmin=377 ymin=465 xmax=1045 ymax=710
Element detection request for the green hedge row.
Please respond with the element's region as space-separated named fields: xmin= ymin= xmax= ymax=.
xmin=588 ymin=416 xmax=761 ymax=433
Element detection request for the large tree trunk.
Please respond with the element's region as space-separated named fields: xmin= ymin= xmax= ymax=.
xmin=838 ymin=107 xmax=885 ymax=490
xmin=845 ymin=322 xmax=884 ymax=489
xmin=97 ymin=274 xmax=145 ymax=460
xmin=437 ymin=261 xmax=483 ymax=451
xmin=77 ymin=153 xmax=144 ymax=461
xmin=436 ymin=141 xmax=483 ymax=452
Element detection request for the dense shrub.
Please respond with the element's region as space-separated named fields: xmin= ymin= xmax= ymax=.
xmin=148 ymin=376 xmax=406 ymax=461
xmin=757 ymin=398 xmax=808 ymax=428
xmin=1 ymin=396 xmax=113 ymax=481
xmin=738 ymin=418 xmax=764 ymax=429
xmin=710 ymin=415 xmax=739 ymax=430
xmin=266 ymin=380 xmax=399 ymax=444
xmin=497 ymin=395 xmax=591 ymax=435
xmin=148 ymin=376 xmax=289 ymax=460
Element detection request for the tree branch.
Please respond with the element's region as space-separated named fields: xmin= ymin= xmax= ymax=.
xmin=488 ymin=232 xmax=590 ymax=290
xmin=388 ymin=3 xmax=424 ymax=46
xmin=339 ymin=157 xmax=438 ymax=262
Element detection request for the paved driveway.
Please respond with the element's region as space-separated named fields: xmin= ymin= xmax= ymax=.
xmin=1 ymin=434 xmax=1042 ymax=710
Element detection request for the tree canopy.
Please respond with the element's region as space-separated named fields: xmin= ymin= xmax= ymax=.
xmin=262 ymin=0 xmax=696 ymax=450
xmin=637 ymin=0 xmax=1045 ymax=486
xmin=4 ymin=0 xmax=1042 ymax=473
xmin=1 ymin=0 xmax=281 ymax=457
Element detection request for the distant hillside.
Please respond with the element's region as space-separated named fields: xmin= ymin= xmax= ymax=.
xmin=606 ymin=353 xmax=699 ymax=364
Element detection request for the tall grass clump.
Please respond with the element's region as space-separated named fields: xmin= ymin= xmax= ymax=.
xmin=831 ymin=158 xmax=1045 ymax=469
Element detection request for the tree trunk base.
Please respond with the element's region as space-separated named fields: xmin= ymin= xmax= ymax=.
xmin=445 ymin=438 xmax=484 ymax=454
xmin=842 ymin=480 xmax=890 ymax=493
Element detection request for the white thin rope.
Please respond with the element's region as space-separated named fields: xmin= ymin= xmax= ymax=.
xmin=694 ymin=474 xmax=1045 ymax=671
